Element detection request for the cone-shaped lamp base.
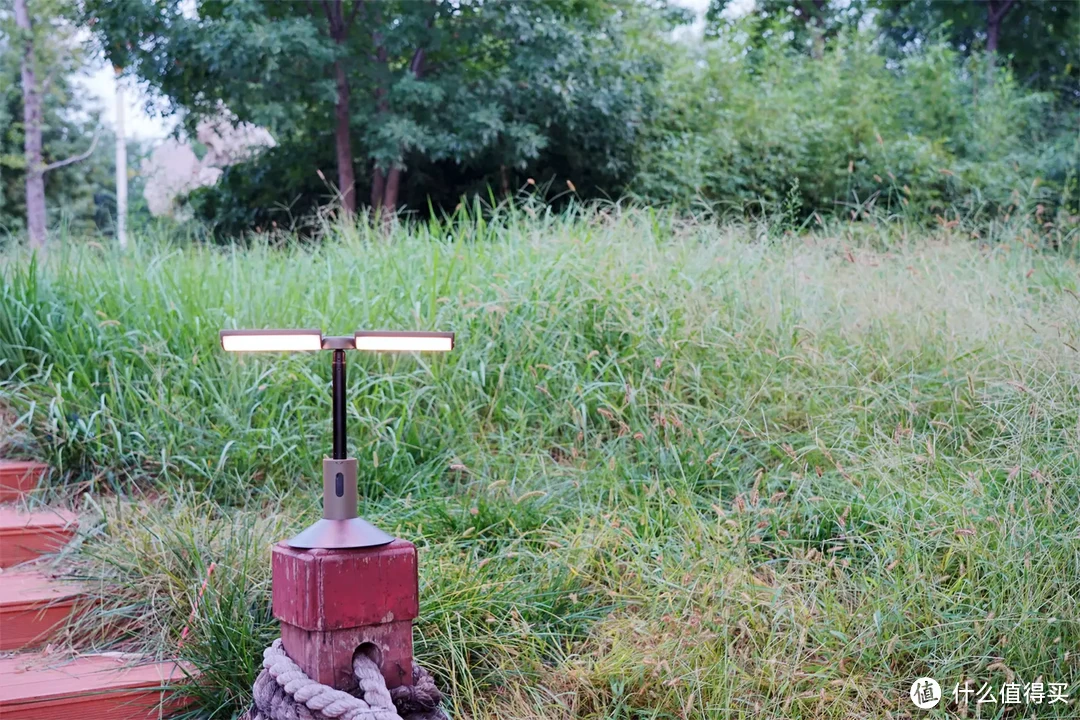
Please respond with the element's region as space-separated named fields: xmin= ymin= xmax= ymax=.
xmin=286 ymin=517 xmax=395 ymax=549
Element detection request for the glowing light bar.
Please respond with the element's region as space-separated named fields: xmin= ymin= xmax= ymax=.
xmin=354 ymin=331 xmax=454 ymax=353
xmin=220 ymin=329 xmax=323 ymax=353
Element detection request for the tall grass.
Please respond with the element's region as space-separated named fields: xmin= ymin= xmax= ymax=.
xmin=1 ymin=209 xmax=1079 ymax=718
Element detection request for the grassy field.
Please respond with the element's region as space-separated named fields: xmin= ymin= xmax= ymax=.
xmin=1 ymin=209 xmax=1079 ymax=719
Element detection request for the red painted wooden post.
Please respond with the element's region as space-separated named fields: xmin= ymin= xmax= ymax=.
xmin=271 ymin=539 xmax=418 ymax=691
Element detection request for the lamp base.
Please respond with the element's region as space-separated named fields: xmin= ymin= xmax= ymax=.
xmin=286 ymin=517 xmax=395 ymax=549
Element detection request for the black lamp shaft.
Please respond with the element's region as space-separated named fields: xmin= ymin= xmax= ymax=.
xmin=332 ymin=348 xmax=347 ymax=459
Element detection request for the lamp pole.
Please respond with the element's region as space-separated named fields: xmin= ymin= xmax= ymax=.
xmin=332 ymin=348 xmax=347 ymax=461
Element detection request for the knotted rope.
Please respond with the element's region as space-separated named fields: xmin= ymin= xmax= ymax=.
xmin=247 ymin=639 xmax=448 ymax=720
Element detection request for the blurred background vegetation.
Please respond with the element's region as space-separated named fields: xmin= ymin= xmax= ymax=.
xmin=0 ymin=0 xmax=1077 ymax=241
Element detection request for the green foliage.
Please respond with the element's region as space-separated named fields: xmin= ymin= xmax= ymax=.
xmin=86 ymin=0 xmax=333 ymax=136
xmin=72 ymin=0 xmax=1078 ymax=235
xmin=4 ymin=212 xmax=1080 ymax=717
xmin=86 ymin=0 xmax=663 ymax=229
xmin=184 ymin=140 xmax=337 ymax=237
xmin=878 ymin=0 xmax=1080 ymax=98
xmin=632 ymin=28 xmax=1078 ymax=220
xmin=0 ymin=0 xmax=1069 ymax=237
xmin=706 ymin=0 xmax=869 ymax=54
xmin=0 ymin=3 xmax=120 ymax=237
xmin=184 ymin=5 xmax=663 ymax=238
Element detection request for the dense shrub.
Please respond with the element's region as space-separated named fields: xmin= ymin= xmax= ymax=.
xmin=184 ymin=140 xmax=338 ymax=237
xmin=632 ymin=27 xmax=1079 ymax=220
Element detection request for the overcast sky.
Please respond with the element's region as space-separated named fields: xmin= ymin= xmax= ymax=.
xmin=78 ymin=0 xmax=736 ymax=142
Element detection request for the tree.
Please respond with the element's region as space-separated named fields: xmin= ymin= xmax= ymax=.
xmin=113 ymin=65 xmax=127 ymax=248
xmin=13 ymin=0 xmax=45 ymax=246
xmin=2 ymin=0 xmax=105 ymax=244
xmin=85 ymin=0 xmax=664 ymax=223
xmin=985 ymin=0 xmax=1015 ymax=53
xmin=706 ymin=0 xmax=868 ymax=57
xmin=323 ymin=1 xmax=358 ymax=213
xmin=876 ymin=1 xmax=1080 ymax=98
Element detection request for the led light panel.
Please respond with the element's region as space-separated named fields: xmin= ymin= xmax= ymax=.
xmin=220 ymin=329 xmax=323 ymax=352
xmin=353 ymin=331 xmax=454 ymax=353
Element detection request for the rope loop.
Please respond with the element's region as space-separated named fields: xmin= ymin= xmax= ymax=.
xmin=247 ymin=639 xmax=449 ymax=720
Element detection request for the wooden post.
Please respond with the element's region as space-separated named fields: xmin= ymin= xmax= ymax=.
xmin=271 ymin=539 xmax=418 ymax=691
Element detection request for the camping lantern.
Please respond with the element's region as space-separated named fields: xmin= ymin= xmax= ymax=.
xmin=219 ymin=329 xmax=454 ymax=549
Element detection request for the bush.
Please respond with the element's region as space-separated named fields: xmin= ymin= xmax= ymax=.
xmin=632 ymin=25 xmax=1079 ymax=221
xmin=184 ymin=140 xmax=339 ymax=239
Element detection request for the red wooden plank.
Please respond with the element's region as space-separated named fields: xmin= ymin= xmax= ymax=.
xmin=0 ymin=653 xmax=191 ymax=720
xmin=0 ymin=570 xmax=82 ymax=650
xmin=0 ymin=604 xmax=74 ymax=651
xmin=0 ymin=462 xmax=48 ymax=503
xmin=0 ymin=507 xmax=78 ymax=568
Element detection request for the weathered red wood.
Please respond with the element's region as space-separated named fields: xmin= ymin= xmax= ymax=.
xmin=0 ymin=506 xmax=78 ymax=568
xmin=273 ymin=540 xmax=419 ymax=630
xmin=0 ymin=570 xmax=82 ymax=650
xmin=0 ymin=653 xmax=191 ymax=720
xmin=0 ymin=461 xmax=48 ymax=502
xmin=272 ymin=539 xmax=418 ymax=690
xmin=281 ymin=618 xmax=415 ymax=691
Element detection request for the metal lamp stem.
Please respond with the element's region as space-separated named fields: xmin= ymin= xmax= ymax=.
xmin=287 ymin=347 xmax=394 ymax=549
xmin=332 ymin=348 xmax=347 ymax=460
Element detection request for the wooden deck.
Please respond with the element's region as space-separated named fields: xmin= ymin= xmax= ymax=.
xmin=0 ymin=506 xmax=78 ymax=568
xmin=0 ymin=654 xmax=191 ymax=720
xmin=0 ymin=570 xmax=82 ymax=651
xmin=0 ymin=461 xmax=48 ymax=502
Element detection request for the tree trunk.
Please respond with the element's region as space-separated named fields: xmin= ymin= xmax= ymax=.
xmin=985 ymin=0 xmax=1016 ymax=56
xmin=796 ymin=0 xmax=827 ymax=59
xmin=15 ymin=0 xmax=46 ymax=248
xmin=986 ymin=12 xmax=999 ymax=53
xmin=370 ymin=36 xmax=389 ymax=214
xmin=323 ymin=0 xmax=357 ymax=216
xmin=369 ymin=46 xmax=424 ymax=217
xmin=371 ymin=168 xmax=386 ymax=211
xmin=333 ymin=57 xmax=356 ymax=214
xmin=384 ymin=167 xmax=400 ymax=213
xmin=810 ymin=0 xmax=825 ymax=60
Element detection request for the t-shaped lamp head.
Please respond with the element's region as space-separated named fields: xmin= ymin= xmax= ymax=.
xmin=220 ymin=329 xmax=454 ymax=549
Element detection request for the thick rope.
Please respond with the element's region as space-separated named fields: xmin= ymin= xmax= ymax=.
xmin=247 ymin=639 xmax=449 ymax=720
